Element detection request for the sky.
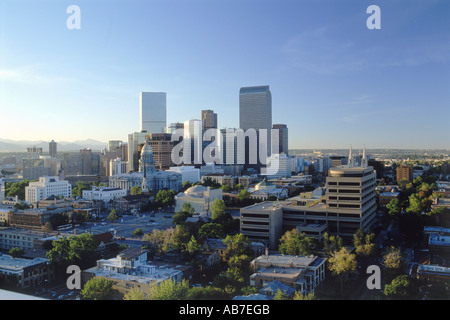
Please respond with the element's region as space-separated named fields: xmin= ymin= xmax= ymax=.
xmin=0 ymin=0 xmax=449 ymax=149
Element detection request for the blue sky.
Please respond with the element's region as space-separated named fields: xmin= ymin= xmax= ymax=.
xmin=0 ymin=0 xmax=449 ymax=149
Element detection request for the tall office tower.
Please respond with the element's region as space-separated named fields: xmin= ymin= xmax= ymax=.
xmin=201 ymin=109 xmax=218 ymax=130
xmin=62 ymin=149 xmax=100 ymax=177
xmin=146 ymin=133 xmax=175 ymax=170
xmin=272 ymin=124 xmax=288 ymax=155
xmin=139 ymin=92 xmax=167 ymax=134
xmin=49 ymin=140 xmax=57 ymax=158
xmin=239 ymin=86 xmax=272 ymax=169
xmin=127 ymin=131 xmax=148 ymax=173
xmin=325 ymin=165 xmax=377 ymax=241
xmin=183 ymin=119 xmax=203 ymax=165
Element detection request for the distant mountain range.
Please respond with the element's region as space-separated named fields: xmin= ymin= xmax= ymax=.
xmin=0 ymin=139 xmax=108 ymax=153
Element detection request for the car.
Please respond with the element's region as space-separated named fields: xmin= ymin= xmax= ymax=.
xmin=57 ymin=295 xmax=66 ymax=299
xmin=101 ymin=222 xmax=107 ymax=225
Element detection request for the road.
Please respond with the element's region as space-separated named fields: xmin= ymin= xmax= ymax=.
xmin=64 ymin=209 xmax=176 ymax=240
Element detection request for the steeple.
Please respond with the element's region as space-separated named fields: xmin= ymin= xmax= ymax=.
xmin=361 ymin=144 xmax=368 ymax=167
xmin=348 ymin=145 xmax=353 ymax=167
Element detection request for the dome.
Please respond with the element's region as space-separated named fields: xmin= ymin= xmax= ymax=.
xmin=255 ymin=177 xmax=276 ymax=191
xmin=141 ymin=139 xmax=153 ymax=156
xmin=185 ymin=185 xmax=208 ymax=195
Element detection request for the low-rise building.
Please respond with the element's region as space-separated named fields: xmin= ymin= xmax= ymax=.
xmin=0 ymin=254 xmax=54 ymax=290
xmin=82 ymin=248 xmax=184 ymax=298
xmin=250 ymin=253 xmax=326 ymax=296
xmin=175 ymin=185 xmax=222 ymax=216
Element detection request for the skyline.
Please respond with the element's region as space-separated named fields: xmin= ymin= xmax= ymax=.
xmin=0 ymin=0 xmax=449 ymax=149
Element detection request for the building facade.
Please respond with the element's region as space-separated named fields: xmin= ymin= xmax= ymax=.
xmin=140 ymin=92 xmax=167 ymax=134
xmin=25 ymin=176 xmax=72 ymax=204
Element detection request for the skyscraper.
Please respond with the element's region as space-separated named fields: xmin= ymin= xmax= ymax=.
xmin=239 ymin=86 xmax=272 ymax=132
xmin=239 ymin=86 xmax=272 ymax=169
xmin=201 ymin=109 xmax=218 ymax=130
xmin=49 ymin=140 xmax=57 ymax=158
xmin=139 ymin=92 xmax=167 ymax=134
xmin=272 ymin=124 xmax=288 ymax=155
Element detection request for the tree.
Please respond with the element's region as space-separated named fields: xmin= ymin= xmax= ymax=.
xmin=327 ymin=247 xmax=357 ymax=298
xmin=14 ymin=201 xmax=30 ymax=210
xmin=198 ymin=223 xmax=224 ymax=239
xmin=123 ymin=288 xmax=146 ymax=300
xmin=186 ymin=235 xmax=201 ymax=255
xmin=223 ymin=233 xmax=253 ymax=258
xmin=273 ymin=289 xmax=288 ymax=300
xmin=293 ymin=291 xmax=316 ymax=300
xmin=211 ymin=199 xmax=227 ymax=222
xmin=5 ymin=180 xmax=30 ymax=200
xmin=132 ymin=228 xmax=144 ymax=236
xmin=130 ymin=186 xmax=142 ymax=195
xmin=353 ymin=229 xmax=376 ymax=267
xmin=172 ymin=202 xmax=194 ymax=225
xmin=154 ymin=189 xmax=176 ymax=207
xmin=382 ymin=246 xmax=404 ymax=280
xmin=72 ymin=181 xmax=90 ymax=198
xmin=386 ymin=198 xmax=401 ymax=217
xmin=237 ymin=189 xmax=251 ymax=206
xmin=9 ymin=247 xmax=25 ymax=258
xmin=143 ymin=228 xmax=176 ymax=257
xmin=278 ymin=229 xmax=314 ymax=256
xmin=383 ymin=275 xmax=411 ymax=299
xmin=46 ymin=233 xmax=98 ymax=271
xmin=323 ymin=232 xmax=344 ymax=257
xmin=81 ymin=277 xmax=116 ymax=300
xmin=406 ymin=194 xmax=423 ymax=215
xmin=107 ymin=209 xmax=119 ymax=223
xmin=149 ymin=278 xmax=190 ymax=300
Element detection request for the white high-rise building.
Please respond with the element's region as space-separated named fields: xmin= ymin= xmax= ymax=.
xmin=140 ymin=92 xmax=167 ymax=134
xmin=25 ymin=176 xmax=72 ymax=203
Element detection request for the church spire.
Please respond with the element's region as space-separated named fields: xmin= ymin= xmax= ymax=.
xmin=362 ymin=144 xmax=367 ymax=167
xmin=348 ymin=145 xmax=353 ymax=167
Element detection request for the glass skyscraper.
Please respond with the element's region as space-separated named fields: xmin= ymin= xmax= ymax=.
xmin=239 ymin=86 xmax=272 ymax=168
xmin=139 ymin=92 xmax=167 ymax=134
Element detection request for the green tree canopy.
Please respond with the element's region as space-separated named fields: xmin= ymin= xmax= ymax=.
xmin=278 ymin=229 xmax=314 ymax=256
xmin=211 ymin=199 xmax=228 ymax=222
xmin=327 ymin=247 xmax=357 ymax=298
xmin=81 ymin=277 xmax=116 ymax=300
xmin=148 ymin=278 xmax=190 ymax=300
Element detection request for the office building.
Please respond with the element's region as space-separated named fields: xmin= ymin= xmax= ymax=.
xmin=397 ymin=164 xmax=413 ymax=183
xmin=147 ymin=133 xmax=175 ymax=170
xmin=49 ymin=140 xmax=57 ymax=158
xmin=239 ymin=86 xmax=272 ymax=169
xmin=25 ymin=176 xmax=72 ymax=203
xmin=175 ymin=185 xmax=223 ymax=216
xmin=201 ymin=109 xmax=218 ymax=130
xmin=127 ymin=131 xmax=148 ymax=173
xmin=272 ymin=124 xmax=288 ymax=155
xmin=183 ymin=119 xmax=203 ymax=165
xmin=139 ymin=92 xmax=166 ymax=134
xmin=240 ymin=149 xmax=377 ymax=246
xmin=167 ymin=122 xmax=184 ymax=134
